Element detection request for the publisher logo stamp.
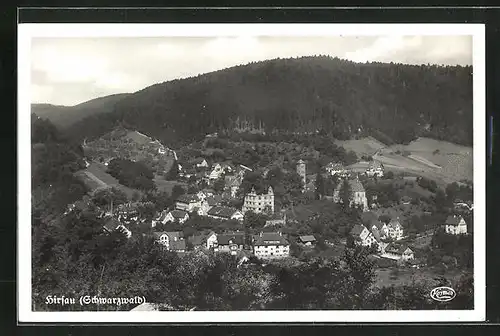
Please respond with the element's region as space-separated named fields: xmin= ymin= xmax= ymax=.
xmin=430 ymin=287 xmax=456 ymax=302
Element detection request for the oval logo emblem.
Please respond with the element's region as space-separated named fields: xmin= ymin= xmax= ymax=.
xmin=430 ymin=287 xmax=456 ymax=302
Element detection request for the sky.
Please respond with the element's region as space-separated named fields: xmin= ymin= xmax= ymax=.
xmin=31 ymin=35 xmax=472 ymax=106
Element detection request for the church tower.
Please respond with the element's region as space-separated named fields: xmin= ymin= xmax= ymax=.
xmin=296 ymin=159 xmax=306 ymax=190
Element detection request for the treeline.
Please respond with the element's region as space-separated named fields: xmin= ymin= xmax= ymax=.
xmin=62 ymin=56 xmax=472 ymax=147
xmin=32 ymin=207 xmax=473 ymax=311
xmin=31 ymin=115 xmax=88 ymax=219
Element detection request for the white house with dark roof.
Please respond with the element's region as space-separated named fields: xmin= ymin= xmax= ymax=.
xmin=381 ymin=242 xmax=414 ymax=262
xmin=333 ymin=177 xmax=369 ymax=211
xmin=365 ymin=160 xmax=384 ymax=177
xmin=298 ymin=235 xmax=317 ymax=247
xmin=153 ymin=231 xmax=186 ymax=252
xmin=207 ymin=206 xmax=244 ymax=221
xmin=350 ymin=224 xmax=377 ymax=247
xmin=165 ymin=210 xmax=190 ymax=224
xmin=444 ymin=215 xmax=468 ymax=235
xmin=187 ymin=231 xmax=218 ymax=251
xmin=387 ymin=218 xmax=404 ymax=240
xmin=253 ymin=232 xmax=290 ymax=259
xmin=370 ymin=220 xmax=389 ymax=240
xmin=242 ymin=186 xmax=275 ymax=215
xmin=214 ymin=231 xmax=245 ymax=255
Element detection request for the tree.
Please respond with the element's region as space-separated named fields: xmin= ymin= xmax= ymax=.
xmin=171 ymin=184 xmax=185 ymax=200
xmin=339 ymin=179 xmax=351 ymax=209
xmin=213 ymin=176 xmax=226 ymax=194
xmin=164 ymin=160 xmax=179 ymax=181
xmin=315 ymin=172 xmax=325 ymax=200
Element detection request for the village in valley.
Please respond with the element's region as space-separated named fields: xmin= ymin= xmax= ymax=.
xmin=30 ymin=35 xmax=475 ymax=311
xmin=66 ymin=126 xmax=473 ymax=287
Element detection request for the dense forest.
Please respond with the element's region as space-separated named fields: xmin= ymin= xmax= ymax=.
xmin=58 ymin=56 xmax=472 ymax=148
xmin=31 ymin=114 xmax=88 ymax=220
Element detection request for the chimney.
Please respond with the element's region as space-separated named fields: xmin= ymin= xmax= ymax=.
xmin=260 ymin=232 xmax=263 ymax=237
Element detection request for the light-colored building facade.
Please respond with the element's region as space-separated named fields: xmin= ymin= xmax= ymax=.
xmin=350 ymin=224 xmax=377 ymax=247
xmin=253 ymin=232 xmax=290 ymax=259
xmin=242 ymin=186 xmax=275 ymax=214
xmin=387 ymin=219 xmax=404 ymax=240
xmin=333 ymin=178 xmax=369 ymax=212
xmin=444 ymin=215 xmax=468 ymax=235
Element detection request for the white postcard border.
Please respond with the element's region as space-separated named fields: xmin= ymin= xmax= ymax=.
xmin=18 ymin=23 xmax=486 ymax=323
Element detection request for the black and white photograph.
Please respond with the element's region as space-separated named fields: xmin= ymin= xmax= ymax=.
xmin=18 ymin=23 xmax=485 ymax=323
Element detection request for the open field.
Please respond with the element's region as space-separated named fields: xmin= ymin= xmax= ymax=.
xmin=335 ymin=136 xmax=386 ymax=157
xmin=338 ymin=136 xmax=472 ymax=185
xmin=75 ymin=161 xmax=141 ymax=199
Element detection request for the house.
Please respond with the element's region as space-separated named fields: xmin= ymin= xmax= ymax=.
xmin=195 ymin=200 xmax=212 ymax=217
xmin=187 ymin=231 xmax=218 ymax=250
xmin=153 ymin=231 xmax=186 ymax=252
xmin=214 ymin=231 xmax=245 ymax=255
xmin=175 ymin=194 xmax=202 ymax=212
xmin=265 ymin=212 xmax=287 ymax=227
xmin=326 ymin=162 xmax=349 ymax=177
xmin=242 ymin=186 xmax=275 ymax=214
xmin=151 ymin=210 xmax=168 ymax=227
xmin=209 ymin=163 xmax=233 ymax=180
xmin=387 ymin=218 xmax=404 ymax=240
xmin=444 ymin=215 xmax=468 ymax=235
xmin=350 ymin=224 xmax=377 ymax=247
xmin=366 ymin=160 xmax=384 ymax=177
xmin=298 ymin=235 xmax=316 ymax=247
xmin=370 ymin=220 xmax=389 ymax=240
xmin=165 ymin=210 xmax=190 ymax=224
xmin=224 ymin=174 xmax=242 ymax=198
xmin=206 ymin=195 xmax=223 ymax=208
xmin=103 ymin=218 xmax=132 ymax=238
xmin=191 ymin=157 xmax=209 ymax=168
xmin=333 ymin=177 xmax=369 ymax=212
xmin=207 ymin=206 xmax=244 ymax=221
xmin=382 ymin=243 xmax=414 ymax=262
xmin=253 ymin=232 xmax=290 ymax=259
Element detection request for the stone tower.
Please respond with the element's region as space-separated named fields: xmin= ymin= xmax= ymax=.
xmin=296 ymin=159 xmax=306 ymax=190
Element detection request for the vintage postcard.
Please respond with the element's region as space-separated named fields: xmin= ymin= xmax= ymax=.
xmin=18 ymin=23 xmax=485 ymax=323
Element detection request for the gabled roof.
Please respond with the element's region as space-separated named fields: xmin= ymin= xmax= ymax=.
xmin=349 ymin=179 xmax=365 ymax=193
xmin=207 ymin=206 xmax=240 ymax=218
xmin=385 ymin=243 xmax=412 ymax=255
xmin=153 ymin=231 xmax=184 ymax=240
xmin=371 ymin=220 xmax=386 ymax=230
xmin=188 ymin=231 xmax=216 ymax=246
xmin=103 ymin=218 xmax=121 ymax=232
xmin=176 ymin=194 xmax=199 ymax=204
xmin=387 ymin=219 xmax=403 ymax=229
xmin=217 ymin=232 xmax=245 ymax=245
xmin=445 ymin=215 xmax=465 ymax=226
xmin=350 ymin=224 xmax=367 ymax=237
xmin=299 ymin=235 xmax=316 ymax=243
xmin=254 ymin=232 xmax=289 ymax=246
xmin=190 ymin=157 xmax=207 ymax=164
xmin=169 ymin=209 xmax=189 ymax=219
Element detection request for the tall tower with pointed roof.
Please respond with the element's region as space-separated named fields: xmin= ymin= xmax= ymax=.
xmin=296 ymin=159 xmax=306 ymax=191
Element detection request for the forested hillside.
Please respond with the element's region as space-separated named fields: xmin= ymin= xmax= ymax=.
xmin=63 ymin=56 xmax=472 ymax=148
xmin=31 ymin=93 xmax=130 ymax=128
